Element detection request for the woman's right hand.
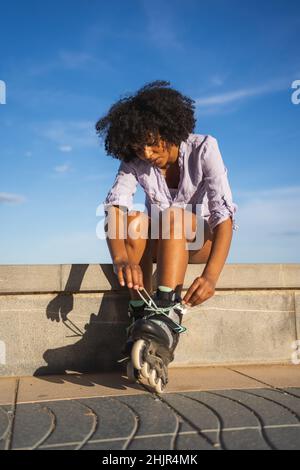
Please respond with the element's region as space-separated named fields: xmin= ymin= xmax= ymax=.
xmin=113 ymin=260 xmax=144 ymax=290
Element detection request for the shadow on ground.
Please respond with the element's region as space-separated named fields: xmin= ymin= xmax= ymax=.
xmin=33 ymin=264 xmax=146 ymax=392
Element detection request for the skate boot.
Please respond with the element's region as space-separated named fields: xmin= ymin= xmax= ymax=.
xmin=129 ymin=286 xmax=187 ymax=394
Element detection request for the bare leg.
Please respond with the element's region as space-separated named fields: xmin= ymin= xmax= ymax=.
xmin=124 ymin=211 xmax=154 ymax=300
xmin=154 ymin=207 xmax=188 ymax=296
xmin=124 ymin=209 xmax=213 ymax=300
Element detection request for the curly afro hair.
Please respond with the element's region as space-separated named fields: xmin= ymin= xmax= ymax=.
xmin=95 ymin=80 xmax=196 ymax=162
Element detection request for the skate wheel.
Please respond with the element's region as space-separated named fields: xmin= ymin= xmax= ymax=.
xmin=154 ymin=377 xmax=165 ymax=394
xmin=131 ymin=339 xmax=146 ymax=370
xmin=141 ymin=361 xmax=151 ymax=379
xmin=126 ymin=361 xmax=138 ymax=383
xmin=149 ymin=368 xmax=157 ymax=387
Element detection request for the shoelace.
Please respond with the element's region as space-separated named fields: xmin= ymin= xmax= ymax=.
xmin=118 ymin=287 xmax=188 ymax=363
xmin=136 ymin=287 xmax=187 ymax=334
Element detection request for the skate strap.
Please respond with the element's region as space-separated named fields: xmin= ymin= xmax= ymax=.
xmin=144 ymin=312 xmax=187 ymax=334
xmin=137 ymin=288 xmax=187 ymax=334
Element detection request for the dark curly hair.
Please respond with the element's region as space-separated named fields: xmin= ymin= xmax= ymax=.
xmin=95 ymin=80 xmax=196 ymax=162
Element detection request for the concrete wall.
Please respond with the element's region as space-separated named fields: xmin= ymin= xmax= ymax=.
xmin=0 ymin=264 xmax=299 ymax=377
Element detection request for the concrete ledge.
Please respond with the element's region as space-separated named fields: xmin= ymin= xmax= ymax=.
xmin=0 ymin=263 xmax=300 ymax=294
xmin=0 ymin=264 xmax=299 ymax=377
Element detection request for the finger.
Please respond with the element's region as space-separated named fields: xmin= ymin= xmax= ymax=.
xmin=117 ymin=266 xmax=125 ymax=286
xmin=138 ymin=268 xmax=144 ymax=289
xmin=189 ymin=284 xmax=208 ymax=306
xmin=131 ymin=266 xmax=140 ymax=289
xmin=124 ymin=265 xmax=133 ymax=288
xmin=182 ymin=277 xmax=201 ymax=303
xmin=188 ymin=293 xmax=203 ymax=307
xmin=182 ymin=284 xmax=197 ymax=304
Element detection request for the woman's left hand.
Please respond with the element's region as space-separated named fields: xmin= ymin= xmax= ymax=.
xmin=182 ymin=275 xmax=216 ymax=307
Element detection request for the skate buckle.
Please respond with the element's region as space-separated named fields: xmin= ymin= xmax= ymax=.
xmin=173 ymin=323 xmax=187 ymax=334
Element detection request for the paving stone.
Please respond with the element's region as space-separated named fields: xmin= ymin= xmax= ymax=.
xmin=245 ymin=388 xmax=300 ymax=418
xmin=18 ymin=372 xmax=145 ymax=403
xmin=40 ymin=444 xmax=77 ymax=450
xmin=209 ymin=389 xmax=299 ymax=426
xmin=0 ymin=405 xmax=10 ymax=446
xmin=178 ymin=390 xmax=259 ymax=429
xmin=222 ymin=429 xmax=271 ymax=450
xmin=17 ymin=367 xmax=260 ymax=405
xmin=167 ymin=366 xmax=261 ymax=392
xmin=107 ymin=395 xmax=179 ymax=438
xmin=4 ymin=386 xmax=300 ymax=450
xmin=232 ymin=364 xmax=300 ymax=388
xmin=82 ymin=440 xmax=131 ymax=450
xmin=0 ymin=378 xmax=16 ymax=406
xmin=12 ymin=400 xmax=97 ymax=449
xmin=260 ymin=427 xmax=300 ymax=450
xmin=125 ymin=436 xmax=179 ymax=451
xmin=283 ymin=388 xmax=300 ymax=398
xmin=79 ymin=396 xmax=146 ymax=441
xmin=11 ymin=403 xmax=55 ymax=449
xmin=161 ymin=393 xmax=224 ymax=433
xmin=176 ymin=432 xmax=218 ymax=450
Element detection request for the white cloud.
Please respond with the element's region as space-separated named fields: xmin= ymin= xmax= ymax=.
xmin=0 ymin=192 xmax=26 ymax=204
xmin=31 ymin=231 xmax=106 ymax=264
xmin=59 ymin=145 xmax=72 ymax=153
xmin=54 ymin=164 xmax=71 ymax=173
xmin=14 ymin=87 xmax=101 ymax=114
xmin=211 ymin=75 xmax=226 ymax=87
xmin=196 ymin=78 xmax=288 ymax=110
xmin=28 ymin=49 xmax=113 ymax=76
xmin=35 ymin=120 xmax=97 ymax=149
xmin=58 ymin=50 xmax=95 ymax=69
xmin=230 ymin=185 xmax=300 ymax=262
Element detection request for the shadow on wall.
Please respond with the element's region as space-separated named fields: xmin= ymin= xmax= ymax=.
xmin=31 ymin=219 xmax=209 ymax=387
xmin=33 ymin=265 xmax=149 ymax=387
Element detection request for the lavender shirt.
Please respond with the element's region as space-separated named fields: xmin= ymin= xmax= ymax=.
xmin=103 ymin=133 xmax=238 ymax=233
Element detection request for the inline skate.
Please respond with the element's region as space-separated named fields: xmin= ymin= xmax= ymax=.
xmin=124 ymin=286 xmax=187 ymax=393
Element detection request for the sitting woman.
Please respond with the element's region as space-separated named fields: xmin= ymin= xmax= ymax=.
xmin=95 ymin=80 xmax=238 ymax=392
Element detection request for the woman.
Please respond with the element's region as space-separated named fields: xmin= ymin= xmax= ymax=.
xmin=96 ymin=80 xmax=238 ymax=392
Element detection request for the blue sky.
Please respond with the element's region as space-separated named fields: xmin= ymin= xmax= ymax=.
xmin=0 ymin=0 xmax=299 ymax=264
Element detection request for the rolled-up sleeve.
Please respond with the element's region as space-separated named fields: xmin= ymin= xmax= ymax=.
xmin=201 ymin=136 xmax=238 ymax=232
xmin=103 ymin=160 xmax=138 ymax=212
